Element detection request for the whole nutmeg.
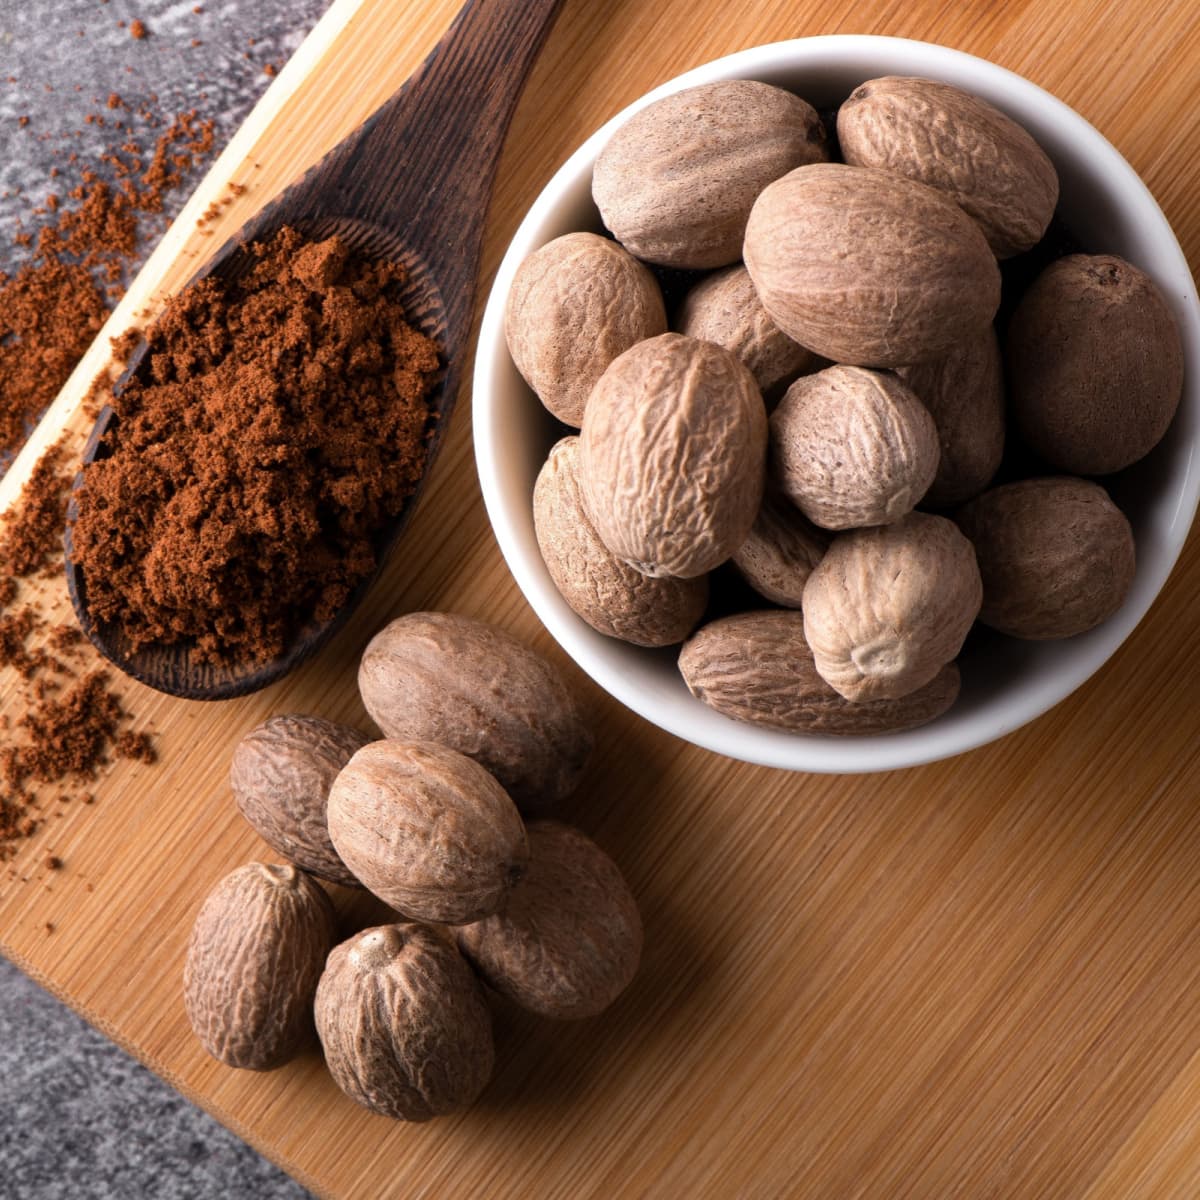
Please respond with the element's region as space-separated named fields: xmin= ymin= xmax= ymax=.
xmin=769 ymin=365 xmax=940 ymax=529
xmin=327 ymin=740 xmax=528 ymax=925
xmin=680 ymin=610 xmax=961 ymax=734
xmin=1007 ymin=254 xmax=1184 ymax=475
xmin=676 ymin=264 xmax=822 ymax=399
xmin=955 ymin=477 xmax=1135 ymax=639
xmin=315 ymin=924 xmax=494 ymax=1121
xmin=592 ymin=79 xmax=828 ymax=269
xmin=505 ymin=232 xmax=667 ymax=426
xmin=534 ymin=437 xmax=708 ymax=646
xmin=731 ymin=487 xmax=830 ymax=608
xmin=183 ymin=862 xmax=337 ymax=1071
xmin=230 ymin=714 xmax=369 ymax=887
xmin=838 ymin=76 xmax=1058 ymax=258
xmin=358 ymin=612 xmax=592 ymax=811
xmin=743 ymin=162 xmax=1001 ymax=366
xmin=803 ymin=512 xmax=982 ymax=702
xmin=895 ymin=326 xmax=1005 ymax=508
xmin=579 ymin=333 xmax=767 ymax=579
xmin=457 ymin=822 xmax=642 ymax=1020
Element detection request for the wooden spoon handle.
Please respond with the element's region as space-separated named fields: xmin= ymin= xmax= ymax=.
xmin=311 ymin=0 xmax=566 ymax=256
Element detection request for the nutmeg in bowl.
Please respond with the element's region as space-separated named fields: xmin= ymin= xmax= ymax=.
xmin=473 ymin=35 xmax=1200 ymax=773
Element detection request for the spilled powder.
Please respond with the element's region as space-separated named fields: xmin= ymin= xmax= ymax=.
xmin=1 ymin=110 xmax=215 ymax=465
xmin=0 ymin=359 xmax=155 ymax=862
xmin=0 ymin=436 xmax=74 ymax=577
xmin=70 ymin=226 xmax=440 ymax=666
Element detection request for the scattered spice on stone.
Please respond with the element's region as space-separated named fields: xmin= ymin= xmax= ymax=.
xmin=130 ymin=19 xmax=148 ymax=40
xmin=1 ymin=110 xmax=215 ymax=465
xmin=70 ymin=226 xmax=441 ymax=665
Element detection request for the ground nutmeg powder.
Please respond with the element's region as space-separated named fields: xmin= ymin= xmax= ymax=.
xmin=70 ymin=226 xmax=441 ymax=665
xmin=0 ymin=412 xmax=156 ymax=863
xmin=1 ymin=111 xmax=215 ymax=467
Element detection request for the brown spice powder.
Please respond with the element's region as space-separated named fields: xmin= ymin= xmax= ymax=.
xmin=0 ymin=261 xmax=108 ymax=457
xmin=5 ymin=670 xmax=122 ymax=787
xmin=0 ymin=353 xmax=155 ymax=861
xmin=1 ymin=112 xmax=215 ymax=464
xmin=0 ymin=436 xmax=73 ymax=577
xmin=70 ymin=227 xmax=440 ymax=665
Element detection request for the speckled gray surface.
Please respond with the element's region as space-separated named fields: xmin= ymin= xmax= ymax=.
xmin=2 ymin=0 xmax=332 ymax=1195
xmin=0 ymin=957 xmax=313 ymax=1199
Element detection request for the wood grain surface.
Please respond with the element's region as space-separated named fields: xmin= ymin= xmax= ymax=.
xmin=2 ymin=0 xmax=1199 ymax=1197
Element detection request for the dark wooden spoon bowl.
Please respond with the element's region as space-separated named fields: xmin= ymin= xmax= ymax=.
xmin=64 ymin=0 xmax=564 ymax=700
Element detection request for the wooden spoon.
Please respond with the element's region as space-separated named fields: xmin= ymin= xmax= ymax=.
xmin=64 ymin=0 xmax=564 ymax=700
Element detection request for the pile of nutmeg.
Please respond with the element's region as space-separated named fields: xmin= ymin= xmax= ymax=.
xmin=183 ymin=612 xmax=639 ymax=1121
xmin=507 ymin=76 xmax=1184 ymax=735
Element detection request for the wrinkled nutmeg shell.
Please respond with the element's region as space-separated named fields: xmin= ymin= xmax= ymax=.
xmin=457 ymin=821 xmax=642 ymax=1020
xmin=327 ymin=740 xmax=528 ymax=925
xmin=837 ymin=76 xmax=1059 ymax=258
xmin=894 ymin=325 xmax=1005 ymax=508
xmin=743 ymin=162 xmax=1001 ymax=366
xmin=955 ymin=476 xmax=1135 ymax=639
xmin=731 ymin=487 xmax=830 ymax=608
xmin=802 ymin=512 xmax=982 ymax=702
xmin=230 ymin=714 xmax=369 ymax=887
xmin=593 ymin=79 xmax=828 ymax=269
xmin=358 ymin=612 xmax=592 ymax=811
xmin=183 ymin=862 xmax=337 ymax=1071
xmin=769 ymin=365 xmax=940 ymax=530
xmin=1006 ymin=254 xmax=1184 ymax=475
xmin=315 ymin=924 xmax=494 ymax=1121
xmin=534 ymin=437 xmax=708 ymax=647
xmin=505 ymin=232 xmax=667 ymax=427
xmin=676 ymin=263 xmax=822 ymax=399
xmin=680 ymin=610 xmax=961 ymax=734
xmin=579 ymin=333 xmax=767 ymax=579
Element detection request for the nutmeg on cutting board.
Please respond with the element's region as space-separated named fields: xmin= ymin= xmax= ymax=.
xmin=508 ymin=74 xmax=1184 ymax=736
xmin=183 ymin=611 xmax=641 ymax=1122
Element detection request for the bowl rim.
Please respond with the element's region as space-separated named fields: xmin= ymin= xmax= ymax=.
xmin=473 ymin=33 xmax=1200 ymax=774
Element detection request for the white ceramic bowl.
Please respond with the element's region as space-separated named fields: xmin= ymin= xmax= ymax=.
xmin=473 ymin=35 xmax=1200 ymax=773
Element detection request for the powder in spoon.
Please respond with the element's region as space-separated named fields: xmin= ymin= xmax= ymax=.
xmin=69 ymin=226 xmax=440 ymax=665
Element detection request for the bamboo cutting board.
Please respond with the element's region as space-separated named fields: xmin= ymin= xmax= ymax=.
xmin=3 ymin=0 xmax=1200 ymax=1196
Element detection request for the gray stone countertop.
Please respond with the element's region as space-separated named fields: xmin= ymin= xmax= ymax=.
xmin=2 ymin=1 xmax=332 ymax=1195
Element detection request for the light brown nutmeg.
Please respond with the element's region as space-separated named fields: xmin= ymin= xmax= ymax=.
xmin=456 ymin=822 xmax=642 ymax=1020
xmin=676 ymin=264 xmax=823 ymax=399
xmin=837 ymin=76 xmax=1059 ymax=258
xmin=534 ymin=437 xmax=708 ymax=646
xmin=230 ymin=714 xmax=370 ymax=887
xmin=592 ymin=79 xmax=828 ymax=269
xmin=315 ymin=924 xmax=494 ymax=1121
xmin=769 ymin=365 xmax=940 ymax=529
xmin=895 ymin=325 xmax=1005 ymax=508
xmin=358 ymin=612 xmax=592 ymax=811
xmin=802 ymin=512 xmax=982 ymax=702
xmin=327 ymin=740 xmax=528 ymax=925
xmin=579 ymin=333 xmax=767 ymax=579
xmin=680 ymin=610 xmax=961 ymax=734
xmin=1007 ymin=254 xmax=1184 ymax=475
xmin=955 ymin=476 xmax=1135 ymax=639
xmin=731 ymin=487 xmax=829 ymax=608
xmin=183 ymin=862 xmax=337 ymax=1071
xmin=505 ymin=232 xmax=667 ymax=426
xmin=743 ymin=162 xmax=1001 ymax=366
